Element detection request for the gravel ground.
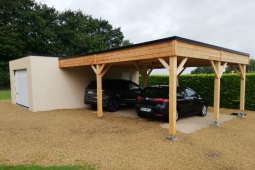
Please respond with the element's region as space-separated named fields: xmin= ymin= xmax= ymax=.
xmin=0 ymin=100 xmax=255 ymax=170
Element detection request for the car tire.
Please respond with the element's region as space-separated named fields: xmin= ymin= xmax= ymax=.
xmin=91 ymin=105 xmax=97 ymax=109
xmin=200 ymin=104 xmax=207 ymax=116
xmin=137 ymin=112 xmax=146 ymax=118
xmin=107 ymin=98 xmax=119 ymax=112
xmin=176 ymin=109 xmax=179 ymax=122
xmin=166 ymin=109 xmax=179 ymax=122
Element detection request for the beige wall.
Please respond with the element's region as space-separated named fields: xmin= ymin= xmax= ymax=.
xmin=104 ymin=67 xmax=139 ymax=84
xmin=9 ymin=56 xmax=139 ymax=112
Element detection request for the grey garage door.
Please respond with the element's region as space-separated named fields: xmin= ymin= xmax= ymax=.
xmin=15 ymin=69 xmax=29 ymax=107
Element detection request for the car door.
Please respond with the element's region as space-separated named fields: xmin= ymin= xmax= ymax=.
xmin=177 ymin=87 xmax=190 ymax=115
xmin=121 ymin=81 xmax=141 ymax=103
xmin=185 ymin=88 xmax=201 ymax=114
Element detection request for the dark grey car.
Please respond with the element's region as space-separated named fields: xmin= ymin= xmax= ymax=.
xmin=84 ymin=79 xmax=142 ymax=112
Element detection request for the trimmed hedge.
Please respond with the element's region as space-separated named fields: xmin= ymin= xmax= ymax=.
xmin=139 ymin=74 xmax=255 ymax=111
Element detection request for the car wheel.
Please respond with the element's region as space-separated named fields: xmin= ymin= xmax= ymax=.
xmin=200 ymin=104 xmax=207 ymax=116
xmin=91 ymin=105 xmax=97 ymax=109
xmin=166 ymin=110 xmax=179 ymax=122
xmin=107 ymin=98 xmax=119 ymax=112
xmin=137 ymin=112 xmax=146 ymax=118
xmin=176 ymin=110 xmax=179 ymax=121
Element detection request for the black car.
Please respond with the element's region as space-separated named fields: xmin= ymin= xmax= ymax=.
xmin=135 ymin=85 xmax=207 ymax=121
xmin=84 ymin=79 xmax=142 ymax=112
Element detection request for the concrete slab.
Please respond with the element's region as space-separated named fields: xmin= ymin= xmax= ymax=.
xmin=111 ymin=106 xmax=236 ymax=134
xmin=160 ymin=112 xmax=236 ymax=134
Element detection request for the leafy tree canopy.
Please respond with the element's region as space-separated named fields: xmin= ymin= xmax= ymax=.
xmin=0 ymin=0 xmax=131 ymax=72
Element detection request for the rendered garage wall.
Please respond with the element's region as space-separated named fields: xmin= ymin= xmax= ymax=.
xmin=10 ymin=56 xmax=139 ymax=112
xmin=29 ymin=56 xmax=95 ymax=112
xmin=9 ymin=56 xmax=95 ymax=112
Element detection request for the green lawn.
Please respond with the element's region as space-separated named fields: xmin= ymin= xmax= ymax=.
xmin=0 ymin=90 xmax=11 ymax=100
xmin=0 ymin=165 xmax=96 ymax=170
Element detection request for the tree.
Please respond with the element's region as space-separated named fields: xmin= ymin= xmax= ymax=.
xmin=121 ymin=40 xmax=133 ymax=46
xmin=191 ymin=67 xmax=214 ymax=74
xmin=0 ymin=0 xmax=131 ymax=88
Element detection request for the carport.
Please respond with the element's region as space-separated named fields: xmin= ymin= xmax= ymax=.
xmin=59 ymin=36 xmax=250 ymax=140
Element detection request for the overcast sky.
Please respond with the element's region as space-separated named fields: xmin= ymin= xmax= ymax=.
xmin=36 ymin=0 xmax=255 ymax=74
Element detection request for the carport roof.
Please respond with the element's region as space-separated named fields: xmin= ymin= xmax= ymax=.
xmin=59 ymin=36 xmax=250 ymax=68
xmin=60 ymin=36 xmax=249 ymax=59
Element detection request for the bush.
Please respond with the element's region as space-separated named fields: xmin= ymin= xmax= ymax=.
xmin=139 ymin=73 xmax=255 ymax=111
xmin=0 ymin=71 xmax=10 ymax=90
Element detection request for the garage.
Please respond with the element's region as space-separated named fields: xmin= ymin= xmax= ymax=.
xmin=15 ymin=69 xmax=29 ymax=107
xmin=9 ymin=56 xmax=139 ymax=112
xmin=9 ymin=36 xmax=249 ymax=139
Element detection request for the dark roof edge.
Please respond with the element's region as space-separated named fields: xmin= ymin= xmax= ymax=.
xmin=60 ymin=36 xmax=249 ymax=60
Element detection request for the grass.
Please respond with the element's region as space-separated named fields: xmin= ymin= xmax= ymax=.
xmin=0 ymin=165 xmax=96 ymax=170
xmin=0 ymin=90 xmax=11 ymax=100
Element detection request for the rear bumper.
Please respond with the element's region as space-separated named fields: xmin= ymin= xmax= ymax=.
xmin=135 ymin=103 xmax=168 ymax=118
xmin=84 ymin=98 xmax=108 ymax=107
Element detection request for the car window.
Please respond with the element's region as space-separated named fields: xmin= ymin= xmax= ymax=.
xmin=129 ymin=82 xmax=141 ymax=90
xmin=142 ymin=87 xmax=167 ymax=95
xmin=119 ymin=81 xmax=129 ymax=90
xmin=185 ymin=88 xmax=197 ymax=97
xmin=177 ymin=87 xmax=186 ymax=97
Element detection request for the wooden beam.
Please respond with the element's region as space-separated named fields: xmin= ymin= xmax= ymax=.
xmin=177 ymin=58 xmax=188 ymax=75
xmin=101 ymin=64 xmax=111 ymax=77
xmin=168 ymin=56 xmax=177 ymax=137
xmin=177 ymin=67 xmax=186 ymax=77
xmin=158 ymin=58 xmax=170 ymax=71
xmin=147 ymin=64 xmax=155 ymax=76
xmin=240 ymin=64 xmax=246 ymax=111
xmin=133 ymin=63 xmax=140 ymax=72
xmin=210 ymin=60 xmax=219 ymax=78
xmin=219 ymin=62 xmax=227 ymax=77
xmin=96 ymin=65 xmax=103 ymax=118
xmin=238 ymin=64 xmax=245 ymax=80
xmin=142 ymin=64 xmax=148 ymax=88
xmin=91 ymin=65 xmax=97 ymax=74
xmin=213 ymin=61 xmax=221 ymax=121
xmin=229 ymin=64 xmax=241 ymax=76
xmin=98 ymin=64 xmax=105 ymax=74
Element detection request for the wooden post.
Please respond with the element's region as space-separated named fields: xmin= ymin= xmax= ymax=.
xmin=213 ymin=61 xmax=221 ymax=121
xmin=158 ymin=57 xmax=177 ymax=140
xmin=239 ymin=64 xmax=246 ymax=111
xmin=96 ymin=65 xmax=103 ymax=118
xmin=91 ymin=64 xmax=111 ymax=118
xmin=143 ymin=64 xmax=148 ymax=88
xmin=168 ymin=56 xmax=177 ymax=138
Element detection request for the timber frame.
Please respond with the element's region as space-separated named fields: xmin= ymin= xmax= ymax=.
xmin=59 ymin=36 xmax=250 ymax=140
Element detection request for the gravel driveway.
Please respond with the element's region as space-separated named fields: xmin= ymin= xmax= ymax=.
xmin=0 ymin=100 xmax=255 ymax=170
